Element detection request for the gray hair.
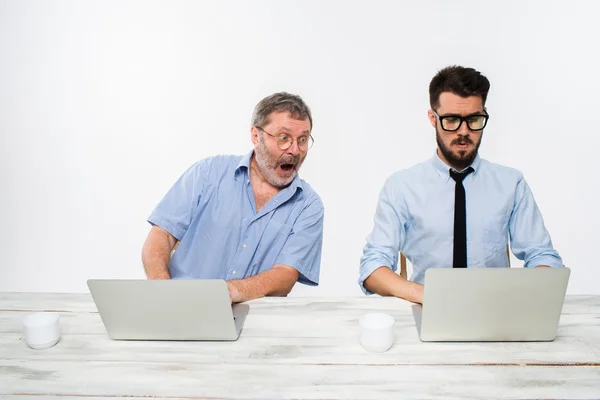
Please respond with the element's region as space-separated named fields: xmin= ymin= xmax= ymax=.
xmin=251 ymin=92 xmax=313 ymax=131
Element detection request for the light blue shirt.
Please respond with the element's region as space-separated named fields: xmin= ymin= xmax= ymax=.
xmin=359 ymin=153 xmax=563 ymax=294
xmin=148 ymin=151 xmax=324 ymax=285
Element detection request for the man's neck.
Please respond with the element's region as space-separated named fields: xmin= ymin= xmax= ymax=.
xmin=249 ymin=157 xmax=282 ymax=213
xmin=249 ymin=156 xmax=278 ymax=189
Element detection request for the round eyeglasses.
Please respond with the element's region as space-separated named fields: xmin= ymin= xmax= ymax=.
xmin=433 ymin=110 xmax=489 ymax=132
xmin=255 ymin=126 xmax=314 ymax=151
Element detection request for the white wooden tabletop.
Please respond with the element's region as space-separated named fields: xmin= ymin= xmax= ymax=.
xmin=1 ymin=293 xmax=599 ymax=399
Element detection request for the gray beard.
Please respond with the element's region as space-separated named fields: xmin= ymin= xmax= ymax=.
xmin=254 ymin=137 xmax=298 ymax=188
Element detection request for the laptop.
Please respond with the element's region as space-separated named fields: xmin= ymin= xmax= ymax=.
xmin=87 ymin=279 xmax=249 ymax=341
xmin=412 ymin=268 xmax=571 ymax=342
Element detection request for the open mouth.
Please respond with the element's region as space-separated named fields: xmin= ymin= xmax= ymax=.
xmin=279 ymin=163 xmax=295 ymax=172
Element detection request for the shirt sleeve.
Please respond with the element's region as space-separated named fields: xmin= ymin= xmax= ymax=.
xmin=359 ymin=176 xmax=406 ymax=294
xmin=147 ymin=159 xmax=210 ymax=241
xmin=509 ymin=177 xmax=564 ymax=268
xmin=274 ymin=195 xmax=324 ymax=286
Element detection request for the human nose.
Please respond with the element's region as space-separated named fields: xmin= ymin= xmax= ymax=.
xmin=286 ymin=139 xmax=301 ymax=155
xmin=457 ymin=119 xmax=471 ymax=136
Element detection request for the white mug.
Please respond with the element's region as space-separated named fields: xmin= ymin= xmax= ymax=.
xmin=359 ymin=312 xmax=395 ymax=353
xmin=22 ymin=312 xmax=61 ymax=350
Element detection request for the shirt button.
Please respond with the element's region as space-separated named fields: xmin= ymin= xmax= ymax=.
xmin=232 ymin=271 xmax=237 ymax=275
xmin=242 ymin=244 xmax=247 ymax=248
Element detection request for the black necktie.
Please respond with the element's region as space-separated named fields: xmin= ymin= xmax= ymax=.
xmin=450 ymin=167 xmax=474 ymax=268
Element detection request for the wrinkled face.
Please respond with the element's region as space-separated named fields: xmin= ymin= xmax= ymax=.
xmin=251 ymin=111 xmax=311 ymax=188
xmin=428 ymin=92 xmax=485 ymax=171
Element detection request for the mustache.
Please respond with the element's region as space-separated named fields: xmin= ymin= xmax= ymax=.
xmin=276 ymin=155 xmax=300 ymax=166
xmin=452 ymin=136 xmax=473 ymax=145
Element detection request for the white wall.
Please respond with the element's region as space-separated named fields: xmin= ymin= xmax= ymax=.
xmin=1 ymin=0 xmax=599 ymax=296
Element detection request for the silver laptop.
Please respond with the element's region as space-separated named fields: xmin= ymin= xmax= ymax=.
xmin=87 ymin=279 xmax=249 ymax=341
xmin=412 ymin=268 xmax=570 ymax=342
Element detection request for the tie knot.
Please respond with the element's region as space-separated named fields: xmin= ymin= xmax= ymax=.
xmin=450 ymin=167 xmax=474 ymax=183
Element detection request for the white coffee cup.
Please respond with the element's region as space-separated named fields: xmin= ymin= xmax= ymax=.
xmin=23 ymin=312 xmax=61 ymax=350
xmin=359 ymin=312 xmax=395 ymax=353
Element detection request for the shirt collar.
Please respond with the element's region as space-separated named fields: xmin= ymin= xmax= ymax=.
xmin=234 ymin=150 xmax=254 ymax=177
xmin=431 ymin=150 xmax=481 ymax=182
xmin=234 ymin=150 xmax=303 ymax=194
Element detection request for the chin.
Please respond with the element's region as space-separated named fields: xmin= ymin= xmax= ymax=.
xmin=270 ymin=176 xmax=293 ymax=188
xmin=279 ymin=178 xmax=294 ymax=187
xmin=455 ymin=150 xmax=474 ymax=159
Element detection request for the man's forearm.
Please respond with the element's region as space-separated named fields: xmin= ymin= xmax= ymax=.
xmin=142 ymin=227 xmax=177 ymax=279
xmin=142 ymin=243 xmax=171 ymax=279
xmin=364 ymin=266 xmax=424 ymax=304
xmin=227 ymin=264 xmax=300 ymax=303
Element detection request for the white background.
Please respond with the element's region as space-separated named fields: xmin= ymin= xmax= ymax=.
xmin=1 ymin=0 xmax=598 ymax=296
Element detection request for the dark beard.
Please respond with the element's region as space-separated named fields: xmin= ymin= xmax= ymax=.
xmin=436 ymin=127 xmax=481 ymax=170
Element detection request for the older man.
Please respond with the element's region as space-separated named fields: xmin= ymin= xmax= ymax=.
xmin=143 ymin=92 xmax=324 ymax=303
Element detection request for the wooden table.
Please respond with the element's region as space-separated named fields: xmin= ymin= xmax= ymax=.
xmin=1 ymin=293 xmax=599 ymax=399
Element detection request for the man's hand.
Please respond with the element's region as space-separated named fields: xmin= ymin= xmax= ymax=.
xmin=415 ymin=284 xmax=424 ymax=304
xmin=225 ymin=265 xmax=300 ymax=303
xmin=227 ymin=280 xmax=239 ymax=303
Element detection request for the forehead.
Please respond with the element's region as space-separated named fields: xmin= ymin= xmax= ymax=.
xmin=437 ymin=92 xmax=484 ymax=115
xmin=265 ymin=111 xmax=311 ymax=133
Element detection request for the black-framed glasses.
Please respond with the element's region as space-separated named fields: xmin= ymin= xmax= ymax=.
xmin=255 ymin=126 xmax=314 ymax=151
xmin=433 ymin=110 xmax=489 ymax=132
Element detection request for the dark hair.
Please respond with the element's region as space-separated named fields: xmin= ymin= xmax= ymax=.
xmin=429 ymin=66 xmax=490 ymax=110
xmin=251 ymin=92 xmax=313 ymax=131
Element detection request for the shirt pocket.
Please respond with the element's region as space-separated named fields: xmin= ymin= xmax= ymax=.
xmin=480 ymin=209 xmax=511 ymax=264
xmin=466 ymin=210 xmax=509 ymax=268
xmin=483 ymin=207 xmax=510 ymax=240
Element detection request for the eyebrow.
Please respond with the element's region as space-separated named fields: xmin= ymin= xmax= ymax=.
xmin=438 ymin=111 xmax=486 ymax=117
xmin=276 ymin=127 xmax=311 ymax=135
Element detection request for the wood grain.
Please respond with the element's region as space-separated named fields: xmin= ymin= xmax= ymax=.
xmin=1 ymin=293 xmax=599 ymax=399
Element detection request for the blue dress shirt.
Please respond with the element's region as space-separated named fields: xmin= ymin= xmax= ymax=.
xmin=359 ymin=153 xmax=563 ymax=294
xmin=148 ymin=151 xmax=324 ymax=285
